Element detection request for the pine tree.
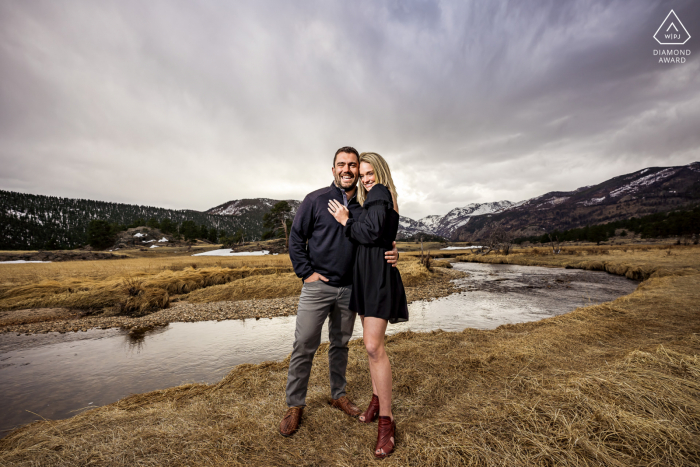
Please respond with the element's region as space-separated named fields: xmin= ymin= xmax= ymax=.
xmin=180 ymin=220 xmax=199 ymax=241
xmin=262 ymin=201 xmax=293 ymax=250
xmin=87 ymin=220 xmax=115 ymax=249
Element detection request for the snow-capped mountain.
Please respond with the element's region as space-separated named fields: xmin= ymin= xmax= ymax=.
xmin=397 ymin=215 xmax=435 ymax=239
xmin=395 ymin=202 xmax=518 ymax=239
xmin=418 ymin=215 xmax=442 ymax=232
xmin=450 ymin=161 xmax=700 ymax=241
xmin=418 ymin=201 xmax=517 ymax=238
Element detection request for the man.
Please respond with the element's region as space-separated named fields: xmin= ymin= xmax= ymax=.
xmin=279 ymin=146 xmax=399 ymax=437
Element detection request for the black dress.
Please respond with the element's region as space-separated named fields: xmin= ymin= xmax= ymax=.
xmin=345 ymin=184 xmax=409 ymax=323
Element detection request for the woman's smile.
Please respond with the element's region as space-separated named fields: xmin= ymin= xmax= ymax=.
xmin=360 ymin=161 xmax=376 ymax=191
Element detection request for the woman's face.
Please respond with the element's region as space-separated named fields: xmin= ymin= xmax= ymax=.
xmin=360 ymin=161 xmax=376 ymax=191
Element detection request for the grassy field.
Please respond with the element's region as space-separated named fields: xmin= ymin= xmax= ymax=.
xmin=1 ymin=245 xmax=698 ymax=465
xmin=0 ymin=254 xmax=293 ymax=315
xmin=0 ymin=250 xmax=290 ymax=286
xmin=0 ymin=251 xmax=440 ymax=315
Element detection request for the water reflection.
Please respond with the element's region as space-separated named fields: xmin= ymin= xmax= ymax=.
xmin=124 ymin=325 xmax=170 ymax=351
xmin=0 ymin=262 xmax=637 ymax=437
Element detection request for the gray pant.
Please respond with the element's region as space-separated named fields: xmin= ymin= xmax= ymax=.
xmin=285 ymin=281 xmax=356 ymax=407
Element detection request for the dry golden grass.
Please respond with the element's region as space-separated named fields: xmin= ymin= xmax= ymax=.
xmin=0 ymin=254 xmax=293 ymax=287
xmin=184 ymin=272 xmax=304 ymax=302
xmin=184 ymin=261 xmax=434 ymax=303
xmin=1 ymin=249 xmax=699 ymax=465
xmin=0 ymin=265 xmax=292 ymax=313
xmin=0 ymin=255 xmax=435 ymax=314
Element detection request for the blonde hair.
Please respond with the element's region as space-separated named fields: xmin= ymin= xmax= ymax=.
xmin=357 ymin=152 xmax=398 ymax=208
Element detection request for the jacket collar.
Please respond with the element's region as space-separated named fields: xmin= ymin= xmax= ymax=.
xmin=331 ymin=181 xmax=358 ymax=203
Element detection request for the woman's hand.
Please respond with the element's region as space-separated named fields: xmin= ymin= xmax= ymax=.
xmin=328 ymin=199 xmax=350 ymax=226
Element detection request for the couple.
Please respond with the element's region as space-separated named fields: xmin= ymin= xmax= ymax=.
xmin=280 ymin=146 xmax=408 ymax=459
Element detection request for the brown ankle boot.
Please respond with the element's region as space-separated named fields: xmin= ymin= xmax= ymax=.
xmin=359 ymin=394 xmax=380 ymax=423
xmin=279 ymin=406 xmax=304 ymax=437
xmin=375 ymin=416 xmax=396 ymax=458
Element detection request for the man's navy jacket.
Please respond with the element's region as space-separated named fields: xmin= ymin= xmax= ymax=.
xmin=289 ymin=182 xmax=364 ymax=287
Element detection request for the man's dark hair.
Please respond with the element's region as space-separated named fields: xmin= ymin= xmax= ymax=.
xmin=333 ymin=146 xmax=360 ymax=166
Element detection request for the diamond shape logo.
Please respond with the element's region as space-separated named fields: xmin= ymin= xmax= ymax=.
xmin=654 ymin=10 xmax=691 ymax=45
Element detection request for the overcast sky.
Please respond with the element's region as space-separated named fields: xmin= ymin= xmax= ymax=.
xmin=1 ymin=0 xmax=699 ymax=220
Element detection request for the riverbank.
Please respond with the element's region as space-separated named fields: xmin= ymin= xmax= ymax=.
xmin=456 ymin=243 xmax=700 ymax=279
xmin=0 ymin=266 xmax=464 ymax=335
xmin=1 ymin=247 xmax=698 ymax=466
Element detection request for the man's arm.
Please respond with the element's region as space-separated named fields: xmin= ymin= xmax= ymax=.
xmin=288 ymin=197 xmax=315 ymax=281
xmin=385 ymin=241 xmax=399 ymax=268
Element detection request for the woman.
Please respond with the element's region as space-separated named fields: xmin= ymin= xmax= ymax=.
xmin=328 ymin=152 xmax=408 ymax=459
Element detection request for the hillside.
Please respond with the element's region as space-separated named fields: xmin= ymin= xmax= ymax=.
xmin=205 ymin=198 xmax=301 ymax=240
xmin=452 ymin=162 xmax=700 ymax=241
xmin=0 ymin=191 xmax=268 ymax=250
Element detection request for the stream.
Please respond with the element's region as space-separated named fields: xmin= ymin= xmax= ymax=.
xmin=0 ymin=262 xmax=637 ymax=437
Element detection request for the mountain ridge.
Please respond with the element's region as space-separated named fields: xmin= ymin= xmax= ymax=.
xmin=451 ymin=161 xmax=700 ymax=241
xmin=2 ymin=161 xmax=698 ymax=249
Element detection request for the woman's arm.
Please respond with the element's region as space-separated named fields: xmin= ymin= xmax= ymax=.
xmin=328 ymin=185 xmax=392 ymax=245
xmin=328 ymin=198 xmax=387 ymax=245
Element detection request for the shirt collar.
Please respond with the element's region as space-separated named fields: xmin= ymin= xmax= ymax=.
xmin=331 ymin=181 xmax=357 ymax=206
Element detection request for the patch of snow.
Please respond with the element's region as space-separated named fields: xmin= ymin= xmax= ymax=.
xmin=6 ymin=209 xmax=44 ymax=225
xmin=192 ymin=249 xmax=270 ymax=257
xmin=133 ymin=233 xmax=146 ymax=237
xmin=536 ymin=196 xmax=569 ymax=208
xmin=0 ymin=260 xmax=52 ymax=264
xmin=452 ymin=218 xmax=471 ymax=229
xmin=440 ymin=246 xmax=482 ymax=250
xmin=640 ymin=168 xmax=649 ymax=174
xmin=150 ymin=245 xmax=159 ymax=248
xmin=142 ymin=240 xmax=156 ymax=243
xmin=418 ymin=215 xmax=441 ymax=230
xmin=211 ymin=200 xmax=256 ymax=216
xmin=609 ymin=168 xmax=677 ymax=198
xmin=158 ymin=237 xmax=168 ymax=242
xmin=579 ymin=196 xmax=606 ymax=207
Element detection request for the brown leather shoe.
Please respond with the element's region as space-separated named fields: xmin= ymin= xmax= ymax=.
xmin=279 ymin=406 xmax=304 ymax=437
xmin=329 ymin=395 xmax=362 ymax=417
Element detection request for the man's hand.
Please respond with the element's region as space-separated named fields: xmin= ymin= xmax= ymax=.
xmin=385 ymin=241 xmax=399 ymax=268
xmin=305 ymin=272 xmax=329 ymax=283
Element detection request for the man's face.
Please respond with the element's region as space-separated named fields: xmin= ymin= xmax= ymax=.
xmin=332 ymin=152 xmax=360 ymax=191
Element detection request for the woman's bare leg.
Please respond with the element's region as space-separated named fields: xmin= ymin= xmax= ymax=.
xmin=363 ymin=317 xmax=392 ymax=420
xmin=359 ymin=316 xmax=379 ymax=421
xmin=363 ymin=317 xmax=394 ymax=456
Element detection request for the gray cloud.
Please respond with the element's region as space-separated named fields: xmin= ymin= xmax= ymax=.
xmin=1 ymin=0 xmax=699 ymax=219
